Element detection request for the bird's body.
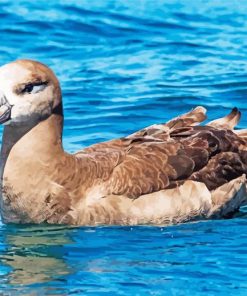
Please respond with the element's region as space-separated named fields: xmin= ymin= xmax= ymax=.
xmin=0 ymin=60 xmax=246 ymax=225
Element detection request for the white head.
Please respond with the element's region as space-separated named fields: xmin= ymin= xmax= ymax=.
xmin=0 ymin=59 xmax=62 ymax=126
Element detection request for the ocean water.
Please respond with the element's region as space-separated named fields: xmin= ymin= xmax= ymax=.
xmin=0 ymin=0 xmax=247 ymax=295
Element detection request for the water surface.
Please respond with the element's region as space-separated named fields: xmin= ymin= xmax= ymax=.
xmin=0 ymin=0 xmax=247 ymax=295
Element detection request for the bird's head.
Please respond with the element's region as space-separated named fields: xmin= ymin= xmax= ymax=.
xmin=0 ymin=59 xmax=62 ymax=127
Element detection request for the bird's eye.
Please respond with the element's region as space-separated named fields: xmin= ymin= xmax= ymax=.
xmin=31 ymin=84 xmax=46 ymax=94
xmin=22 ymin=84 xmax=33 ymax=93
xmin=21 ymin=82 xmax=47 ymax=94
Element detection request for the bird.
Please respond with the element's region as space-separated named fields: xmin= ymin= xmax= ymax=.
xmin=0 ymin=59 xmax=246 ymax=226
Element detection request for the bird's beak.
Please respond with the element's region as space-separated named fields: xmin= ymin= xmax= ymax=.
xmin=0 ymin=93 xmax=12 ymax=124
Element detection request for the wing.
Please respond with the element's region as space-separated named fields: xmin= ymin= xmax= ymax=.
xmin=75 ymin=107 xmax=247 ymax=199
xmin=76 ymin=106 xmax=207 ymax=153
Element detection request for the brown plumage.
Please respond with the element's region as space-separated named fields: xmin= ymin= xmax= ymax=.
xmin=0 ymin=60 xmax=246 ymax=225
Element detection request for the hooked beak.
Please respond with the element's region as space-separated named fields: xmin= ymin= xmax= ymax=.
xmin=0 ymin=93 xmax=12 ymax=124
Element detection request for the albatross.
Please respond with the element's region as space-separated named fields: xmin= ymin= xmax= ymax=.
xmin=0 ymin=59 xmax=246 ymax=225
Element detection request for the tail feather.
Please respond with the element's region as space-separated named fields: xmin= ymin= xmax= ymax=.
xmin=207 ymin=107 xmax=241 ymax=129
xmin=166 ymin=106 xmax=207 ymax=130
xmin=208 ymin=175 xmax=247 ymax=218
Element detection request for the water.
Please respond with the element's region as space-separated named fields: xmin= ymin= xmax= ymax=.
xmin=0 ymin=0 xmax=247 ymax=294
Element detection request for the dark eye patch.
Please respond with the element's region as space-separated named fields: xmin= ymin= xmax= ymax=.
xmin=22 ymin=83 xmax=35 ymax=93
xmin=21 ymin=81 xmax=48 ymax=94
xmin=15 ymin=80 xmax=48 ymax=95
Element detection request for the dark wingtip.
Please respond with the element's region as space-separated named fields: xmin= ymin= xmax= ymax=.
xmin=231 ymin=107 xmax=238 ymax=115
xmin=228 ymin=107 xmax=240 ymax=120
xmin=207 ymin=107 xmax=241 ymax=129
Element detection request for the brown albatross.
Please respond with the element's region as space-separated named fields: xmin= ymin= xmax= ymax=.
xmin=0 ymin=59 xmax=246 ymax=225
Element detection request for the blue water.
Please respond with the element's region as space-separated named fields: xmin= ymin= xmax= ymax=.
xmin=0 ymin=0 xmax=247 ymax=294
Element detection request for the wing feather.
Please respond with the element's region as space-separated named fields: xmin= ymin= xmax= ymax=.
xmin=75 ymin=106 xmax=247 ymax=199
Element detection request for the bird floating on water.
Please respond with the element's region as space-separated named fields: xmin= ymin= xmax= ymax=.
xmin=0 ymin=59 xmax=246 ymax=225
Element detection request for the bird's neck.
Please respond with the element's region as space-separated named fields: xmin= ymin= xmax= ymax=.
xmin=1 ymin=114 xmax=64 ymax=180
xmin=0 ymin=114 xmax=73 ymax=223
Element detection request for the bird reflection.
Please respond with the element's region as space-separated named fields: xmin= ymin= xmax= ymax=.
xmin=0 ymin=224 xmax=74 ymax=286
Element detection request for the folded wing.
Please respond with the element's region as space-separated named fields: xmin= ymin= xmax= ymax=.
xmin=76 ymin=107 xmax=247 ymax=199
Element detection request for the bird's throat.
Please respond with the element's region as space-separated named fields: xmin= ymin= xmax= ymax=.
xmin=0 ymin=114 xmax=65 ymax=222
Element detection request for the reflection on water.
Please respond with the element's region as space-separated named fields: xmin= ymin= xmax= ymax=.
xmin=0 ymin=226 xmax=72 ymax=289
xmin=1 ymin=220 xmax=247 ymax=295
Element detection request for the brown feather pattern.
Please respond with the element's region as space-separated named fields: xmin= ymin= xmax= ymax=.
xmin=1 ymin=60 xmax=247 ymax=225
xmin=75 ymin=110 xmax=246 ymax=200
